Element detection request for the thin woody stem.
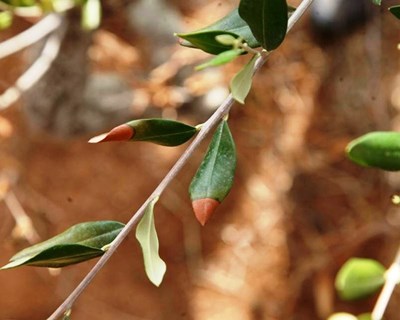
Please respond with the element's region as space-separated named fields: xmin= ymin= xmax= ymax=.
xmin=47 ymin=0 xmax=314 ymax=318
xmin=371 ymin=245 xmax=400 ymax=320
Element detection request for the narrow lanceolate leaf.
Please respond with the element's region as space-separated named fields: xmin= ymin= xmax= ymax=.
xmin=195 ymin=49 xmax=244 ymax=71
xmin=176 ymin=8 xmax=260 ymax=55
xmin=81 ymin=0 xmax=102 ymax=30
xmin=1 ymin=221 xmax=124 ymax=269
xmin=230 ymin=54 xmax=258 ymax=104
xmin=189 ymin=120 xmax=236 ymax=225
xmin=389 ymin=6 xmax=400 ymax=20
xmin=346 ymin=131 xmax=400 ymax=171
xmin=136 ymin=197 xmax=166 ymax=286
xmin=335 ymin=258 xmax=386 ymax=301
xmin=239 ymin=0 xmax=288 ymax=51
xmin=89 ymin=119 xmax=198 ymax=147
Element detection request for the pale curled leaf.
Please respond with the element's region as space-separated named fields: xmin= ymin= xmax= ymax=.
xmin=195 ymin=49 xmax=244 ymax=71
xmin=81 ymin=0 xmax=101 ymax=30
xmin=136 ymin=197 xmax=166 ymax=286
xmin=230 ymin=54 xmax=258 ymax=104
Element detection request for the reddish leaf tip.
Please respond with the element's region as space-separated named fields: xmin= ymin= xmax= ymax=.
xmin=88 ymin=125 xmax=134 ymax=143
xmin=192 ymin=198 xmax=220 ymax=226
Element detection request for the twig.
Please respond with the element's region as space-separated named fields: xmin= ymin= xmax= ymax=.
xmin=47 ymin=1 xmax=314 ymax=319
xmin=4 ymin=190 xmax=40 ymax=244
xmin=371 ymin=245 xmax=400 ymax=320
xmin=0 ymin=13 xmax=62 ymax=60
xmin=0 ymin=17 xmax=66 ymax=110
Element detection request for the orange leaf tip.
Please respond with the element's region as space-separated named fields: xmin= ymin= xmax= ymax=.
xmin=88 ymin=125 xmax=134 ymax=143
xmin=192 ymin=198 xmax=220 ymax=226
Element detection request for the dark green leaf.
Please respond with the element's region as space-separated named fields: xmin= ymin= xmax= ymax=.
xmin=346 ymin=131 xmax=400 ymax=171
xmin=136 ymin=197 xmax=166 ymax=286
xmin=239 ymin=0 xmax=288 ymax=51
xmin=90 ymin=119 xmax=198 ymax=146
xmin=230 ymin=54 xmax=258 ymax=104
xmin=190 ymin=120 xmax=236 ymax=202
xmin=389 ymin=6 xmax=400 ymax=20
xmin=195 ymin=49 xmax=244 ymax=71
xmin=176 ymin=8 xmax=260 ymax=54
xmin=177 ymin=30 xmax=241 ymax=55
xmin=335 ymin=258 xmax=386 ymax=300
xmin=1 ymin=221 xmax=124 ymax=269
xmin=128 ymin=119 xmax=197 ymax=146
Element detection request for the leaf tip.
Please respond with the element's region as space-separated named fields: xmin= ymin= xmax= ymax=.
xmin=192 ymin=198 xmax=220 ymax=226
xmin=88 ymin=125 xmax=134 ymax=143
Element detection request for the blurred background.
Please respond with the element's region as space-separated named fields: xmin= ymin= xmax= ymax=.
xmin=1 ymin=0 xmax=400 ymax=319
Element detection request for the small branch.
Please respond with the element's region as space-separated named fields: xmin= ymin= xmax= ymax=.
xmin=4 ymin=190 xmax=40 ymax=244
xmin=0 ymin=13 xmax=62 ymax=60
xmin=0 ymin=17 xmax=66 ymax=110
xmin=47 ymin=1 xmax=314 ymax=319
xmin=371 ymin=246 xmax=400 ymax=320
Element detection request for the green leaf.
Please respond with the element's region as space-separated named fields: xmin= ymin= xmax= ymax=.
xmin=335 ymin=258 xmax=386 ymax=300
xmin=195 ymin=49 xmax=244 ymax=71
xmin=136 ymin=197 xmax=166 ymax=287
xmin=346 ymin=131 xmax=400 ymax=171
xmin=239 ymin=0 xmax=288 ymax=51
xmin=189 ymin=120 xmax=236 ymax=225
xmin=0 ymin=0 xmax=36 ymax=7
xmin=372 ymin=0 xmax=382 ymax=5
xmin=90 ymin=119 xmax=198 ymax=146
xmin=327 ymin=314 xmax=358 ymax=320
xmin=230 ymin=54 xmax=258 ymax=104
xmin=357 ymin=314 xmax=372 ymax=320
xmin=1 ymin=221 xmax=124 ymax=269
xmin=81 ymin=0 xmax=101 ymax=30
xmin=389 ymin=6 xmax=400 ymax=20
xmin=0 ymin=11 xmax=12 ymax=30
xmin=177 ymin=30 xmax=241 ymax=55
xmin=176 ymin=8 xmax=260 ymax=54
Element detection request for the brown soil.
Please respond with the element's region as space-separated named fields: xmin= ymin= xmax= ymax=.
xmin=1 ymin=1 xmax=400 ymax=320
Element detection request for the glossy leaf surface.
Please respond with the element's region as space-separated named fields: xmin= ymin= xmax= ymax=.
xmin=90 ymin=119 xmax=197 ymax=146
xmin=195 ymin=49 xmax=244 ymax=70
xmin=239 ymin=0 xmax=288 ymax=51
xmin=346 ymin=131 xmax=400 ymax=171
xmin=1 ymin=221 xmax=124 ymax=269
xmin=389 ymin=6 xmax=400 ymax=20
xmin=177 ymin=8 xmax=260 ymax=54
xmin=177 ymin=30 xmax=240 ymax=55
xmin=128 ymin=119 xmax=197 ymax=146
xmin=189 ymin=121 xmax=236 ymax=224
xmin=335 ymin=258 xmax=385 ymax=300
xmin=136 ymin=197 xmax=166 ymax=286
xmin=230 ymin=54 xmax=258 ymax=104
